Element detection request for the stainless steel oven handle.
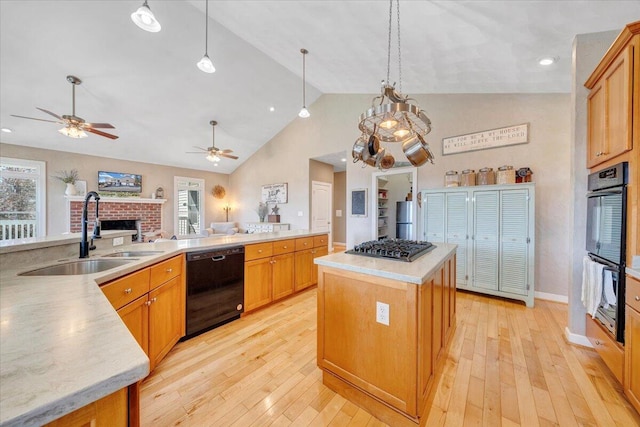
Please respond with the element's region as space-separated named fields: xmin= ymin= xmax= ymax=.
xmin=587 ymin=189 xmax=623 ymax=197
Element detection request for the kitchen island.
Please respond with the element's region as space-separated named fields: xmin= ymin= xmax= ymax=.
xmin=315 ymin=243 xmax=457 ymax=426
xmin=0 ymin=229 xmax=326 ymax=427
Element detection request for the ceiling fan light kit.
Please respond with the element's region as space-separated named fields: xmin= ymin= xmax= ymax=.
xmin=186 ymin=120 xmax=238 ymax=163
xmin=197 ymin=0 xmax=216 ymax=74
xmin=354 ymin=0 xmax=434 ymax=169
xmin=298 ymin=48 xmax=310 ymax=118
xmin=131 ymin=0 xmax=161 ymax=33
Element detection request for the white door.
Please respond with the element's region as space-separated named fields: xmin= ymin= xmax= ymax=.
xmin=312 ymin=181 xmax=332 ymax=248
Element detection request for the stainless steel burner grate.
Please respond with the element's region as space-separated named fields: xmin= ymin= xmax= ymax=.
xmin=346 ymin=239 xmax=436 ymax=262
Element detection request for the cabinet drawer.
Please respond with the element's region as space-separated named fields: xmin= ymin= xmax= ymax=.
xmin=627 ymin=275 xmax=640 ymax=313
xmin=245 ymin=242 xmax=273 ymax=261
xmin=586 ymin=315 xmax=624 ymax=383
xmin=273 ymin=239 xmax=295 ymax=255
xmin=150 ymin=255 xmax=182 ymax=289
xmin=313 ymin=235 xmax=328 ymax=248
xmin=101 ymin=268 xmax=150 ymax=310
xmin=295 ymin=237 xmax=314 ymax=251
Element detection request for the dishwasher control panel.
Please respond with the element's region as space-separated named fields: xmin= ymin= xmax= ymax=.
xmin=186 ymin=246 xmax=244 ymax=261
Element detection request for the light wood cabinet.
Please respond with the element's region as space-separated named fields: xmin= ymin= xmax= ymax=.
xmin=625 ymin=274 xmax=640 ymax=413
xmin=585 ymin=40 xmax=634 ymax=168
xmin=586 ymin=314 xmax=624 ymax=383
xmin=295 ymin=235 xmax=329 ymax=291
xmin=101 ymin=255 xmax=185 ymax=372
xmin=244 ymin=240 xmax=296 ymax=312
xmin=44 ymin=387 xmax=128 ymax=427
xmin=245 ymin=257 xmax=274 ymax=311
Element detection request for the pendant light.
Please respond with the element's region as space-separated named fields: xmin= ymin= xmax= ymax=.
xmin=131 ymin=1 xmax=161 ymax=33
xmin=298 ymin=48 xmax=310 ymax=118
xmin=355 ymin=0 xmax=433 ymax=168
xmin=197 ymin=0 xmax=216 ymax=74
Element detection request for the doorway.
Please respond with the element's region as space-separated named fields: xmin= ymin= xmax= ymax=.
xmin=311 ymin=180 xmax=332 ymax=250
xmin=371 ymin=167 xmax=418 ymax=240
xmin=174 ymin=176 xmax=205 ymax=238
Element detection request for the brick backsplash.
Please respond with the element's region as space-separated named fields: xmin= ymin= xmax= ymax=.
xmin=70 ymin=200 xmax=162 ymax=233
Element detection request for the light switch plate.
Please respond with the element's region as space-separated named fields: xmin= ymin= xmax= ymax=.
xmin=298 ymin=211 xmax=303 ymax=217
xmin=336 ymin=210 xmax=342 ymax=217
xmin=376 ymin=301 xmax=389 ymax=326
xmin=113 ymin=237 xmax=124 ymax=246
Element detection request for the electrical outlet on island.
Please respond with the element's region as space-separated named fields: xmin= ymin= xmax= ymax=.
xmin=376 ymin=301 xmax=389 ymax=326
xmin=113 ymin=237 xmax=124 ymax=246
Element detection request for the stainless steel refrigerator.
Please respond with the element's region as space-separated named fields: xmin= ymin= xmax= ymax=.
xmin=396 ymin=201 xmax=413 ymax=239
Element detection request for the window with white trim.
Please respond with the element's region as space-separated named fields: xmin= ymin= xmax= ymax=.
xmin=174 ymin=176 xmax=205 ymax=238
xmin=0 ymin=157 xmax=46 ymax=240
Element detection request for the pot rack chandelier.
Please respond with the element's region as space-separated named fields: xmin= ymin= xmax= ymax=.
xmin=131 ymin=1 xmax=161 ymax=33
xmin=197 ymin=0 xmax=216 ymax=73
xmin=354 ymin=0 xmax=434 ymax=169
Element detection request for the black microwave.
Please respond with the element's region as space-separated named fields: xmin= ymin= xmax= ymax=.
xmin=585 ymin=162 xmax=628 ymax=266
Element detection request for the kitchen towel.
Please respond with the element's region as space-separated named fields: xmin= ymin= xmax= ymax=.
xmin=582 ymin=256 xmax=605 ymax=317
xmin=603 ymin=269 xmax=617 ymax=307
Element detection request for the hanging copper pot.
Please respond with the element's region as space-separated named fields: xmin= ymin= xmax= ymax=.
xmin=379 ymin=154 xmax=395 ymax=170
xmin=367 ymin=124 xmax=380 ymax=156
xmin=402 ymin=133 xmax=434 ymax=167
xmin=352 ymin=135 xmax=367 ymax=163
xmin=363 ymin=147 xmax=386 ymax=168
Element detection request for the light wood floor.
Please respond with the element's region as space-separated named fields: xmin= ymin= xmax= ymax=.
xmin=140 ymin=289 xmax=640 ymax=426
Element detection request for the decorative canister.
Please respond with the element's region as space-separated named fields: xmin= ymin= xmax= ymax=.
xmin=496 ymin=165 xmax=515 ymax=184
xmin=445 ymin=170 xmax=460 ymax=187
xmin=477 ymin=167 xmax=495 ymax=185
xmin=516 ymin=167 xmax=533 ymax=183
xmin=460 ymin=169 xmax=476 ymax=186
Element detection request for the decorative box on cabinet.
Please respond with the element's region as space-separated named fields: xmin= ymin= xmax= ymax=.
xmin=244 ymin=222 xmax=290 ymax=233
xmin=625 ymin=274 xmax=640 ymax=413
xmin=421 ymin=184 xmax=535 ymax=307
xmin=101 ymin=255 xmax=185 ymax=372
xmin=584 ymin=21 xmax=639 ymax=168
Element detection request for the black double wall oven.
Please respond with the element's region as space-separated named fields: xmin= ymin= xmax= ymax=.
xmin=586 ymin=162 xmax=628 ymax=343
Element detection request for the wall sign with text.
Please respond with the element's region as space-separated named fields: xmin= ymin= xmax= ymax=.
xmin=442 ymin=123 xmax=529 ymax=155
xmin=261 ymin=183 xmax=288 ymax=203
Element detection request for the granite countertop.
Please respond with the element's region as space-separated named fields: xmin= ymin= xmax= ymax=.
xmin=314 ymin=243 xmax=457 ymax=285
xmin=0 ymin=229 xmax=326 ymax=426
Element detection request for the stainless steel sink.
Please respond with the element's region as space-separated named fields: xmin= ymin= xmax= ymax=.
xmin=102 ymin=251 xmax=163 ymax=258
xmin=19 ymin=259 xmax=133 ymax=276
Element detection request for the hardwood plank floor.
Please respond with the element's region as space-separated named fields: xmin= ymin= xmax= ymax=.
xmin=140 ymin=289 xmax=640 ymax=426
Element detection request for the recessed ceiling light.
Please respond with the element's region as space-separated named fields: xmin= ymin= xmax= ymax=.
xmin=538 ymin=57 xmax=556 ymax=66
xmin=269 ymin=106 xmax=275 ymax=112
xmin=341 ymin=158 xmax=346 ymax=162
xmin=1 ymin=128 xmax=12 ymax=133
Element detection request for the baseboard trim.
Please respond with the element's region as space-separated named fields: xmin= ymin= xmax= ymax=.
xmin=535 ymin=291 xmax=568 ymax=304
xmin=565 ymin=327 xmax=593 ymax=347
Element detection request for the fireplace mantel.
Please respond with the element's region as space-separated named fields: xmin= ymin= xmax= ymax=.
xmin=65 ymin=196 xmax=166 ymax=204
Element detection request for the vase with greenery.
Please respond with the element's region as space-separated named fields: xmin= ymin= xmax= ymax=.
xmin=54 ymin=169 xmax=79 ymax=196
xmin=257 ymin=202 xmax=268 ymax=222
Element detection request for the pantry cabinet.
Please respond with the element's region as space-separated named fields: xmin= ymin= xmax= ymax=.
xmin=101 ymin=255 xmax=185 ymax=371
xmin=421 ymin=184 xmax=535 ymax=307
xmin=585 ymin=23 xmax=638 ymax=168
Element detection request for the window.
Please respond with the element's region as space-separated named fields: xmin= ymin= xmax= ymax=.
xmin=0 ymin=157 xmax=46 ymax=240
xmin=174 ymin=176 xmax=205 ymax=238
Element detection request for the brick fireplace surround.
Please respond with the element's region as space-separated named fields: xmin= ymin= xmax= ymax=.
xmin=68 ymin=198 xmax=164 ymax=234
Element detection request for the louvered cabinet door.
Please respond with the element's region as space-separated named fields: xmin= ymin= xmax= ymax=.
xmin=446 ymin=192 xmax=469 ymax=287
xmin=472 ymin=191 xmax=499 ymax=291
xmin=423 ymin=192 xmax=445 ymax=241
xmin=499 ymin=189 xmax=530 ymax=295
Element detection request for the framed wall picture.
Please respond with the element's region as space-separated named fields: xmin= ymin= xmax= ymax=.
xmin=351 ymin=188 xmax=367 ymax=217
xmin=261 ymin=183 xmax=288 ymax=203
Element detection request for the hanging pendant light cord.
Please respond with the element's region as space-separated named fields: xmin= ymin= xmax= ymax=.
xmin=396 ymin=0 xmax=402 ymax=93
xmin=302 ymin=50 xmax=306 ymax=107
xmin=204 ymin=0 xmax=209 ymax=54
xmin=386 ymin=1 xmax=392 ymax=86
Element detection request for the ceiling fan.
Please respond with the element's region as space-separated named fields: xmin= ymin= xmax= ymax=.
xmin=10 ymin=75 xmax=118 ymax=140
xmin=187 ymin=120 xmax=238 ymax=162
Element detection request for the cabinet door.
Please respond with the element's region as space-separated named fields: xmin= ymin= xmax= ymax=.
xmin=499 ymin=189 xmax=530 ymax=295
xmin=423 ymin=192 xmax=445 ymax=241
xmin=244 ymin=257 xmax=273 ymax=311
xmin=626 ymin=305 xmax=640 ymax=412
xmin=472 ymin=191 xmax=499 ymax=290
xmin=148 ymin=276 xmax=183 ymax=370
xmin=272 ymin=253 xmax=295 ymax=301
xmin=117 ymin=294 xmax=149 ymax=356
xmin=587 ymin=81 xmax=606 ymax=167
xmin=44 ymin=388 xmax=128 ymax=427
xmin=295 ymin=249 xmax=314 ymax=291
xmin=446 ymin=192 xmax=468 ymax=286
xmin=312 ymin=246 xmax=329 ymax=285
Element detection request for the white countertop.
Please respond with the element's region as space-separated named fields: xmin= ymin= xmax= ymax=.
xmin=628 ymin=256 xmax=640 ymax=280
xmin=0 ymin=230 xmax=133 ymax=254
xmin=314 ymin=243 xmax=457 ymax=284
xmin=0 ymin=229 xmax=326 ymax=426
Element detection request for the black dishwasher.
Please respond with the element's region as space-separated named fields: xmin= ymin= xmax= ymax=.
xmin=185 ymin=246 xmax=244 ymax=339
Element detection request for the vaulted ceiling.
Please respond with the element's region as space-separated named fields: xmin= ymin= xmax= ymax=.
xmin=1 ymin=1 xmax=638 ymax=174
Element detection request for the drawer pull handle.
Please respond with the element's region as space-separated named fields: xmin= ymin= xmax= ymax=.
xmin=635 ymin=296 xmax=640 ymax=301
xmin=283 ymin=246 xmax=288 ymax=249
xmin=124 ymin=288 xmax=132 ymax=294
xmin=595 ymin=340 xmax=601 ymax=346
xmin=166 ymin=268 xmax=173 ymax=273
xmin=304 ymin=242 xmax=308 ymax=246
xmin=145 ymin=301 xmax=152 ymax=306
xmin=258 ymin=249 xmax=263 ymax=253
xmin=152 ymin=297 xmax=157 ymax=303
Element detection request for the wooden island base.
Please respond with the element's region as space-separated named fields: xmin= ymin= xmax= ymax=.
xmin=316 ymin=245 xmax=457 ymax=426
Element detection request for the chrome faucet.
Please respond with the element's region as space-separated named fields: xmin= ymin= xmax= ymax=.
xmin=80 ymin=191 xmax=100 ymax=258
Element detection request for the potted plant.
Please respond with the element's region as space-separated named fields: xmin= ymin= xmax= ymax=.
xmin=53 ymin=169 xmax=79 ymax=196
xmin=257 ymin=202 xmax=268 ymax=222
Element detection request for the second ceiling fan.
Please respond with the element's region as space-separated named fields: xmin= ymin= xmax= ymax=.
xmin=187 ymin=120 xmax=238 ymax=162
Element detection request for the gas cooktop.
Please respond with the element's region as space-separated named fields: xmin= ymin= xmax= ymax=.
xmin=346 ymin=239 xmax=436 ymax=262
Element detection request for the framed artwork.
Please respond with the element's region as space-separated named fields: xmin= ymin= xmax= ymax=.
xmin=351 ymin=188 xmax=367 ymax=217
xmin=261 ymin=183 xmax=288 ymax=203
xmin=442 ymin=123 xmax=529 ymax=155
xmin=75 ymin=180 xmax=87 ymax=197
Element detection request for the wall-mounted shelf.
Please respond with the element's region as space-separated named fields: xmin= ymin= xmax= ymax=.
xmin=65 ymin=196 xmax=167 ymax=204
